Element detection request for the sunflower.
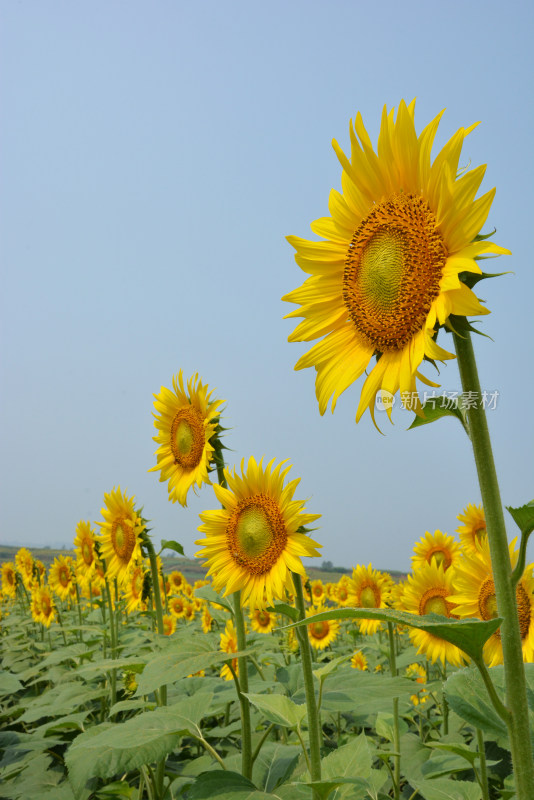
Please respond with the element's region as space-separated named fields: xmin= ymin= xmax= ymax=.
xmin=15 ymin=547 xmax=34 ymax=590
xmin=169 ymin=595 xmax=187 ymax=619
xmin=74 ymin=520 xmax=98 ymax=584
xmin=448 ymin=538 xmax=534 ymax=666
xmin=350 ymin=563 xmax=392 ymax=635
xmin=412 ymin=530 xmax=460 ymax=572
xmin=201 ymin=605 xmax=213 ymax=634
xmin=220 ymin=619 xmax=239 ymax=681
xmin=150 ymin=371 xmax=224 ymax=506
xmin=195 ymin=456 xmax=321 ymax=609
xmin=168 ymin=570 xmax=186 ymax=594
xmin=1 ymin=562 xmax=17 ymax=599
xmin=310 ymin=579 xmax=326 ymax=605
xmin=162 ymin=614 xmax=177 ymax=636
xmin=250 ymin=607 xmax=277 ymax=634
xmin=49 ymin=555 xmax=75 ymax=601
xmin=96 ymin=487 xmax=145 ymax=585
xmin=38 ymin=586 xmax=56 ymax=628
xmin=406 ymin=662 xmax=428 ymax=705
xmin=307 ymin=605 xmax=340 ymax=649
xmin=401 ymin=562 xmax=465 ymax=666
xmin=335 ymin=575 xmax=352 ymax=606
xmin=351 ymin=650 xmax=368 ymax=671
xmin=30 ymin=586 xmax=43 ymax=624
xmin=283 ymin=100 xmax=509 ymax=424
xmin=123 ymin=562 xmax=148 ymax=614
xmin=183 ymin=600 xmax=196 ymax=623
xmin=456 ymin=503 xmax=487 ymax=554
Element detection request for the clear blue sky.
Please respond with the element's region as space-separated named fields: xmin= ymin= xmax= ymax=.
xmin=1 ymin=0 xmax=532 ymax=571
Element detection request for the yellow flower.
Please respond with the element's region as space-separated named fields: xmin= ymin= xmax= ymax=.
xmin=150 ymin=371 xmax=224 ymax=506
xmin=310 ymin=579 xmax=326 ymax=605
xmin=168 ymin=570 xmax=186 ymax=594
xmin=201 ymin=605 xmax=213 ymax=634
xmin=412 ymin=530 xmax=461 ymax=571
xmin=169 ymin=595 xmax=187 ymax=619
xmin=456 ymin=503 xmax=486 ymax=554
xmin=162 ymin=614 xmax=177 ymax=636
xmin=37 ymin=585 xmax=56 ymax=628
xmin=195 ymin=456 xmax=321 ymax=609
xmin=49 ymin=555 xmax=75 ymax=601
xmin=406 ymin=662 xmax=428 ymax=705
xmin=350 ymin=563 xmax=392 ymax=635
xmin=123 ymin=562 xmax=147 ymax=614
xmin=401 ymin=562 xmax=465 ymax=666
xmin=250 ymin=607 xmax=277 ymax=634
xmin=220 ymin=619 xmax=239 ymax=681
xmin=307 ymin=605 xmax=340 ymax=649
xmin=351 ymin=650 xmax=368 ymax=671
xmin=74 ymin=520 xmax=98 ymax=584
xmin=334 ymin=575 xmax=352 ymax=607
xmin=1 ymin=562 xmax=17 ymax=599
xmin=448 ymin=538 xmax=534 ymax=666
xmin=183 ymin=600 xmax=195 ymax=623
xmin=97 ymin=487 xmax=145 ymax=585
xmin=283 ymin=100 xmax=508 ymax=424
xmin=15 ymin=548 xmax=34 ymax=590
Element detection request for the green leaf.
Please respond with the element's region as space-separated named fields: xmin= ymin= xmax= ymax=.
xmin=321 ymin=732 xmax=374 ymax=780
xmin=194 ymin=584 xmax=234 ymax=614
xmin=289 ymin=608 xmax=502 ymax=662
xmin=0 ymin=671 xmax=23 ymax=697
xmin=187 ymin=770 xmax=282 ymax=799
xmin=269 ymin=601 xmax=299 ymax=622
xmin=159 ymin=539 xmax=185 ymax=556
xmin=375 ymin=711 xmax=408 ymax=742
xmin=18 ymin=682 xmax=107 ymax=723
xmin=312 ymin=655 xmax=351 ymax=682
xmin=409 ymin=397 xmax=468 ymax=435
xmin=506 ymin=500 xmax=534 ymax=536
xmin=410 ymin=777 xmax=482 ymax=800
xmin=243 ymin=693 xmax=306 ymax=729
xmin=252 ymin=742 xmax=300 ymax=792
xmin=298 ymin=780 xmax=369 ymax=800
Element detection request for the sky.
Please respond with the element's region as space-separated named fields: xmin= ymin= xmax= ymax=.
xmin=1 ymin=0 xmax=533 ymax=572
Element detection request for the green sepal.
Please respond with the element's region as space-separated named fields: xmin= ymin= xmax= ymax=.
xmin=445 ymin=314 xmax=492 ymax=340
xmin=285 ymin=608 xmax=502 ymax=663
xmin=459 ymin=270 xmax=510 ymax=289
xmin=473 ymin=228 xmax=497 ymax=242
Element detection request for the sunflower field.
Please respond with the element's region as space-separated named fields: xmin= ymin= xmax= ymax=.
xmin=2 ymin=102 xmax=534 ymax=799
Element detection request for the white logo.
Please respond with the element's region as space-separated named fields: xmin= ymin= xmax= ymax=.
xmin=375 ymin=390 xmax=396 ymax=412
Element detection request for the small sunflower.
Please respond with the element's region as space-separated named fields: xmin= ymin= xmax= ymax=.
xmin=123 ymin=562 xmax=148 ymax=614
xmin=448 ymin=538 xmax=534 ymax=666
xmin=250 ymin=607 xmax=277 ymax=634
xmin=37 ymin=586 xmax=56 ymax=628
xmin=307 ymin=605 xmax=340 ymax=649
xmin=162 ymin=613 xmax=177 ymax=636
xmin=456 ymin=503 xmax=487 ymax=554
xmin=310 ymin=579 xmax=326 ymax=605
xmin=150 ymin=371 xmax=224 ymax=506
xmin=96 ymin=487 xmax=145 ymax=585
xmin=195 ymin=456 xmax=321 ymax=609
xmin=74 ymin=520 xmax=98 ymax=585
xmin=15 ymin=547 xmax=34 ymax=590
xmin=201 ymin=605 xmax=213 ymax=634
xmin=406 ymin=662 xmax=428 ymax=705
xmin=168 ymin=570 xmax=186 ymax=594
xmin=412 ymin=530 xmax=460 ymax=572
xmin=30 ymin=586 xmax=43 ymax=624
xmin=220 ymin=619 xmax=239 ymax=681
xmin=183 ymin=600 xmax=195 ymax=623
xmin=350 ymin=563 xmax=392 ymax=635
xmin=334 ymin=575 xmax=352 ymax=607
xmin=351 ymin=650 xmax=368 ymax=671
xmin=169 ymin=595 xmax=187 ymax=618
xmin=283 ymin=101 xmax=508 ymax=424
xmin=49 ymin=555 xmax=75 ymax=601
xmin=401 ymin=562 xmax=465 ymax=666
xmin=1 ymin=562 xmax=17 ymax=599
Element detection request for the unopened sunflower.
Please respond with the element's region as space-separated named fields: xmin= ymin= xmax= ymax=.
xmin=195 ymin=456 xmax=321 ymax=609
xmin=456 ymin=503 xmax=487 ymax=554
xmin=448 ymin=537 xmax=534 ymax=666
xmin=412 ymin=530 xmax=460 ymax=572
xmin=97 ymin=487 xmax=145 ymax=585
xmin=150 ymin=371 xmax=224 ymax=506
xmin=283 ymin=101 xmax=508 ymax=423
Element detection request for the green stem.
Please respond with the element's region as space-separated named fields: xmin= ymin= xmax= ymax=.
xmin=251 ymin=723 xmax=276 ymax=765
xmin=512 ymin=530 xmax=532 ymax=588
xmin=233 ymin=591 xmax=252 ymax=780
xmin=197 ymin=736 xmax=228 ymax=769
xmin=476 ymin=727 xmax=490 ymax=800
xmin=453 ymin=330 xmax=534 ymax=797
xmin=74 ymin=581 xmax=84 ymax=643
xmin=142 ymin=533 xmax=167 ymax=707
xmin=104 ymin=579 xmax=117 ymax=707
xmin=387 ymin=622 xmax=400 ymax=800
xmin=293 ymin=573 xmax=322 ymax=794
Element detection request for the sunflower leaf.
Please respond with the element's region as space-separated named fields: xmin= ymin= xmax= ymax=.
xmin=506 ymin=500 xmax=534 ymax=537
xmin=285 ymin=608 xmax=502 ymax=663
xmin=408 ymin=398 xmax=468 ymax=435
xmin=242 ymin=692 xmax=306 ymax=729
xmin=159 ymin=539 xmax=184 ymax=556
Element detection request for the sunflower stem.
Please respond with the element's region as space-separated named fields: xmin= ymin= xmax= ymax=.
xmin=292 ymin=572 xmax=322 ymax=794
xmin=453 ymin=329 xmax=534 ymax=797
xmin=231 ymin=591 xmax=253 ymax=780
xmin=104 ymin=578 xmax=117 ymax=708
xmin=387 ymin=622 xmax=400 ymax=800
xmin=142 ymin=533 xmax=167 ymax=708
xmin=476 ymin=727 xmax=490 ymax=800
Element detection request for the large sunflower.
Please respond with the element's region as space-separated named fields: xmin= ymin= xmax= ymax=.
xmin=412 ymin=530 xmax=460 ymax=572
xmin=283 ymin=101 xmax=509 ymax=423
xmin=456 ymin=503 xmax=487 ymax=555
xmin=150 ymin=371 xmax=224 ymax=506
xmin=195 ymin=456 xmax=321 ymax=609
xmin=350 ymin=563 xmax=392 ymax=635
xmin=448 ymin=538 xmax=534 ymax=666
xmin=97 ymin=487 xmax=145 ymax=585
xmin=401 ymin=561 xmax=465 ymax=666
